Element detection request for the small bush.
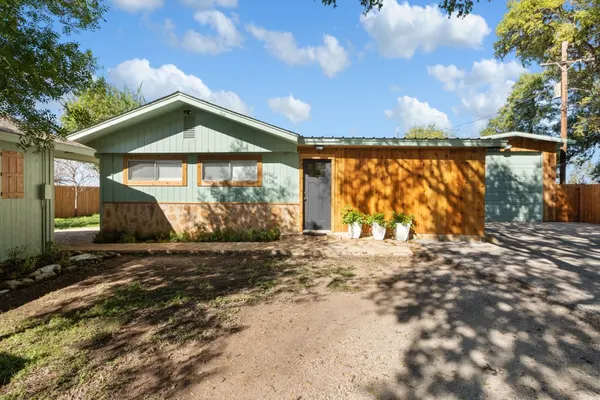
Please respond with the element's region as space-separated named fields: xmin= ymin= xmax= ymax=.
xmin=366 ymin=212 xmax=388 ymax=227
xmin=92 ymin=226 xmax=281 ymax=244
xmin=341 ymin=206 xmax=365 ymax=225
xmin=389 ymin=212 xmax=416 ymax=229
xmin=1 ymin=242 xmax=70 ymax=280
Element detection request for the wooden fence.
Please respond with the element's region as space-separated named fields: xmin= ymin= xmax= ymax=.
xmin=55 ymin=186 xmax=100 ymax=218
xmin=554 ymin=184 xmax=600 ymax=224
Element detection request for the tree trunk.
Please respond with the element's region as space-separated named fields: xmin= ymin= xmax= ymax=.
xmin=74 ymin=189 xmax=79 ymax=217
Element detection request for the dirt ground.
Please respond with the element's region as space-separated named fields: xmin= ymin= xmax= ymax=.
xmin=1 ymin=247 xmax=599 ymax=400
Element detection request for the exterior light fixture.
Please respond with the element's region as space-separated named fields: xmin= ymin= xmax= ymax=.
xmin=504 ymin=144 xmax=513 ymax=150
xmin=315 ymin=145 xmax=324 ymax=151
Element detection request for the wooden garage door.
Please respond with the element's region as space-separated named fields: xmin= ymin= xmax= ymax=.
xmin=485 ymin=152 xmax=543 ymax=222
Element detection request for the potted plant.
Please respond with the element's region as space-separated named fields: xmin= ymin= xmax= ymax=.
xmin=341 ymin=206 xmax=365 ymax=239
xmin=390 ymin=212 xmax=415 ymax=241
xmin=366 ymin=212 xmax=387 ymax=240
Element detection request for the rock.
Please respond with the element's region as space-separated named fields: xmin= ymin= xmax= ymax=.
xmin=0 ymin=289 xmax=9 ymax=296
xmin=28 ymin=270 xmax=42 ymax=278
xmin=69 ymin=253 xmax=100 ymax=262
xmin=65 ymin=266 xmax=78 ymax=272
xmin=1 ymin=280 xmax=22 ymax=290
xmin=34 ymin=270 xmax=57 ymax=281
xmin=21 ymin=278 xmax=34 ymax=286
xmin=40 ymin=264 xmax=61 ymax=274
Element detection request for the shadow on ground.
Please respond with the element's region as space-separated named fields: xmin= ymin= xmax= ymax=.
xmin=0 ymin=254 xmax=347 ymax=399
xmin=366 ymin=245 xmax=600 ymax=399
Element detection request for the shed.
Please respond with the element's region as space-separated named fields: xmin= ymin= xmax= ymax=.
xmin=0 ymin=119 xmax=97 ymax=260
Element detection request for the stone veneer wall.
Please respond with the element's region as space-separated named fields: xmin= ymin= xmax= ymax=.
xmin=102 ymin=203 xmax=300 ymax=235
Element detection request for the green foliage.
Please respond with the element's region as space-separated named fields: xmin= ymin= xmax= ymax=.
xmin=0 ymin=0 xmax=107 ymax=148
xmin=493 ymin=0 xmax=600 ymax=173
xmin=93 ymin=226 xmax=282 ymax=244
xmin=366 ymin=212 xmax=387 ymax=227
xmin=54 ymin=214 xmax=100 ymax=230
xmin=404 ymin=124 xmax=448 ymax=139
xmin=320 ymin=0 xmax=383 ymax=13
xmin=341 ymin=206 xmax=365 ymax=225
xmin=437 ymin=0 xmax=482 ymax=17
xmin=389 ymin=212 xmax=416 ymax=229
xmin=480 ymin=73 xmax=557 ymax=137
xmin=60 ymin=78 xmax=145 ymax=133
xmin=1 ymin=243 xmax=70 ymax=280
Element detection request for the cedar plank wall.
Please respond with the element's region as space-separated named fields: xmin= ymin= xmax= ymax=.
xmin=299 ymin=146 xmax=487 ymax=236
xmin=502 ymin=137 xmax=558 ymax=222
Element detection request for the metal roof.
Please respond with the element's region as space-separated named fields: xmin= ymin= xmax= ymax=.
xmin=298 ymin=136 xmax=507 ymax=147
xmin=481 ymin=132 xmax=574 ymax=144
xmin=0 ymin=118 xmax=97 ymax=163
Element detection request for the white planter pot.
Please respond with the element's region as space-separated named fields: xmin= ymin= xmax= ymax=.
xmin=347 ymin=222 xmax=362 ymax=239
xmin=372 ymin=222 xmax=386 ymax=240
xmin=394 ymin=223 xmax=411 ymax=241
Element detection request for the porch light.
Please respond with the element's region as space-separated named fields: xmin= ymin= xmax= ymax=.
xmin=315 ymin=145 xmax=324 ymax=151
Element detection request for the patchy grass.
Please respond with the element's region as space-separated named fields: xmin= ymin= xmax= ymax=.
xmin=55 ymin=214 xmax=99 ymax=230
xmin=0 ymin=255 xmax=383 ymax=399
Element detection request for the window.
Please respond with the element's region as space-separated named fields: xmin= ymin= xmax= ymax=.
xmin=1 ymin=151 xmax=24 ymax=199
xmin=123 ymin=156 xmax=187 ymax=186
xmin=198 ymin=156 xmax=262 ymax=187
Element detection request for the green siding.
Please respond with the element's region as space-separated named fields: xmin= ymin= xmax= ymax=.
xmin=88 ymin=108 xmax=296 ymax=154
xmin=0 ymin=141 xmax=54 ymax=261
xmin=100 ymin=153 xmax=299 ymax=204
xmin=485 ymin=152 xmax=543 ymax=222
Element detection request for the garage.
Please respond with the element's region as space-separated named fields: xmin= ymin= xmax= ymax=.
xmin=485 ymin=151 xmax=544 ymax=222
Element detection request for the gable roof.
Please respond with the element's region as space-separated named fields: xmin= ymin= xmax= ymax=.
xmin=481 ymin=132 xmax=574 ymax=144
xmin=0 ymin=118 xmax=97 ymax=163
xmin=67 ymin=91 xmax=300 ymax=144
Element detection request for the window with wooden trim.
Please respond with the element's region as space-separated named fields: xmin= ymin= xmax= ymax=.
xmin=123 ymin=156 xmax=187 ymax=186
xmin=198 ymin=155 xmax=262 ymax=187
xmin=1 ymin=151 xmax=25 ymax=199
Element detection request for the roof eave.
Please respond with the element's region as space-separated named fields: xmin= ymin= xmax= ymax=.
xmin=299 ymin=137 xmax=507 ymax=148
xmin=482 ymin=132 xmax=575 ymax=145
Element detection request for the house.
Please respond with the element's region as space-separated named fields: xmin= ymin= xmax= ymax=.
xmin=0 ymin=119 xmax=97 ymax=260
xmin=67 ymin=92 xmax=564 ymax=239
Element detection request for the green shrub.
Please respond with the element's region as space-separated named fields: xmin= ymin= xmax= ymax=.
xmin=389 ymin=212 xmax=416 ymax=229
xmin=366 ymin=212 xmax=387 ymax=227
xmin=341 ymin=206 xmax=365 ymax=225
xmin=1 ymin=242 xmax=70 ymax=280
xmin=92 ymin=226 xmax=281 ymax=244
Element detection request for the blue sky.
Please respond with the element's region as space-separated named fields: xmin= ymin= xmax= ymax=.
xmin=71 ymin=0 xmax=527 ymax=138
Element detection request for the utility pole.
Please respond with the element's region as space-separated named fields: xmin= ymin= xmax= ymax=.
xmin=560 ymin=41 xmax=568 ymax=184
xmin=542 ymin=41 xmax=573 ymax=184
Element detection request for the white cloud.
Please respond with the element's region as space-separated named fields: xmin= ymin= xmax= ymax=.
xmin=385 ymin=96 xmax=451 ymax=130
xmin=428 ymin=59 xmax=527 ymax=121
xmin=246 ymin=24 xmax=350 ymax=78
xmin=180 ymin=0 xmax=237 ymax=8
xmin=113 ymin=0 xmax=163 ymax=13
xmin=160 ymin=11 xmax=242 ymax=55
xmin=426 ymin=65 xmax=465 ymax=91
xmin=179 ymin=10 xmax=242 ymax=54
xmin=108 ymin=58 xmax=251 ymax=115
xmin=360 ymin=1 xmax=490 ymax=59
xmin=267 ymin=95 xmax=311 ymax=123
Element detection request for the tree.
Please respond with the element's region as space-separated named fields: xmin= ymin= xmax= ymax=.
xmin=492 ymin=0 xmax=600 ymax=180
xmin=61 ymin=78 xmax=146 ymax=133
xmin=320 ymin=0 xmax=482 ymax=16
xmin=0 ymin=0 xmax=107 ymax=148
xmin=54 ymin=160 xmax=98 ymax=217
xmin=480 ymin=73 xmax=557 ymax=137
xmin=404 ymin=124 xmax=448 ymax=139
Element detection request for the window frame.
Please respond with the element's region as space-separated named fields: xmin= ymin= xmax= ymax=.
xmin=123 ymin=155 xmax=188 ymax=187
xmin=197 ymin=154 xmax=263 ymax=187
